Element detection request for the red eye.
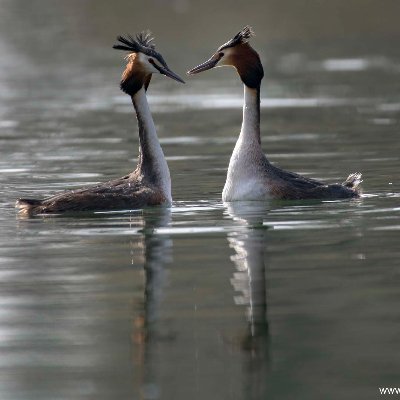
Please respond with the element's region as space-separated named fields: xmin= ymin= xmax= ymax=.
xmin=148 ymin=58 xmax=162 ymax=73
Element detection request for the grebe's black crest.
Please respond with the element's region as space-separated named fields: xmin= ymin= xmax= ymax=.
xmin=113 ymin=31 xmax=155 ymax=52
xmin=135 ymin=31 xmax=156 ymax=49
xmin=218 ymin=26 xmax=255 ymax=51
xmin=113 ymin=31 xmax=168 ymax=68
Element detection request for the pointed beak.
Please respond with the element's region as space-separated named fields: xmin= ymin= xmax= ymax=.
xmin=187 ymin=53 xmax=220 ymax=75
xmin=159 ymin=66 xmax=185 ymax=83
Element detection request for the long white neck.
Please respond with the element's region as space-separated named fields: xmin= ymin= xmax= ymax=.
xmin=222 ymin=85 xmax=267 ymax=201
xmin=239 ymin=85 xmax=261 ymax=145
xmin=131 ymin=87 xmax=171 ymax=202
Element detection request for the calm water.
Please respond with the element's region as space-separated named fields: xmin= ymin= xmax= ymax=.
xmin=1 ymin=1 xmax=400 ymax=399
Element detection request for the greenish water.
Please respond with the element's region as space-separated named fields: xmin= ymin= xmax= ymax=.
xmin=1 ymin=1 xmax=400 ymax=399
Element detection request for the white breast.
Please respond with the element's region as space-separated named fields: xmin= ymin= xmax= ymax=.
xmin=222 ymin=139 xmax=270 ymax=201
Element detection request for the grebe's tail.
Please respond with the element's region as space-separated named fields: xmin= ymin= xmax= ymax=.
xmin=15 ymin=198 xmax=42 ymax=215
xmin=343 ymin=172 xmax=363 ymax=191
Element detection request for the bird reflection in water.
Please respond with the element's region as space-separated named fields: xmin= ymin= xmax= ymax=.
xmin=130 ymin=203 xmax=271 ymax=399
xmin=130 ymin=208 xmax=173 ymax=400
xmin=225 ymin=202 xmax=271 ymax=397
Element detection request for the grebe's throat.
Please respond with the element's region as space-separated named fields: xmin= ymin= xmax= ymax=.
xmin=131 ymin=87 xmax=171 ymax=200
xmin=240 ymin=85 xmax=261 ymax=145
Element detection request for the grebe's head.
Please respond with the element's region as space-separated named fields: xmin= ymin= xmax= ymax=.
xmin=113 ymin=31 xmax=184 ymax=95
xmin=187 ymin=26 xmax=264 ymax=89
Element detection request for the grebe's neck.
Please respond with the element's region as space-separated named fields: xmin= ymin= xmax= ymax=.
xmin=222 ymin=85 xmax=266 ymax=201
xmin=239 ymin=85 xmax=261 ymax=145
xmin=131 ymin=87 xmax=171 ymax=201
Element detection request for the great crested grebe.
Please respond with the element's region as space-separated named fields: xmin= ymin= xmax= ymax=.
xmin=16 ymin=31 xmax=184 ymax=215
xmin=188 ymin=26 xmax=362 ymax=201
